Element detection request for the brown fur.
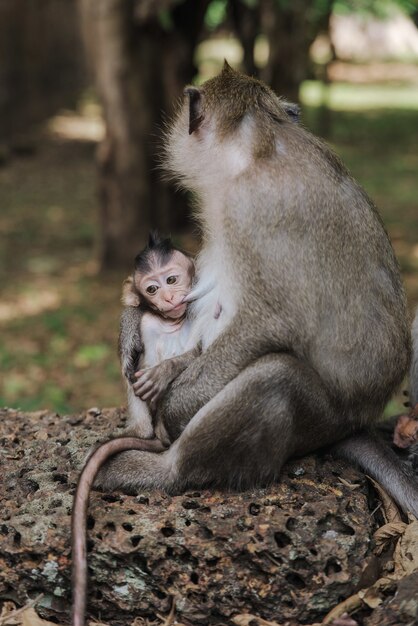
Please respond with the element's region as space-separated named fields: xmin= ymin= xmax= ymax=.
xmin=95 ymin=65 xmax=416 ymax=514
xmin=72 ymin=65 xmax=418 ymax=626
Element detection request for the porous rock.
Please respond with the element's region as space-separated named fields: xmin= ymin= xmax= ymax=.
xmin=0 ymin=407 xmax=374 ymax=624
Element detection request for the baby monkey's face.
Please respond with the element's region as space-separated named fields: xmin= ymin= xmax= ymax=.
xmin=136 ymin=251 xmax=194 ymax=320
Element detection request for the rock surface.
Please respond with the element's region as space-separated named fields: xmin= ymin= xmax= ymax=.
xmin=0 ymin=407 xmax=397 ymax=625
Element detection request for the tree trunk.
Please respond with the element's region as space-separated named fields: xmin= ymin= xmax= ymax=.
xmin=0 ymin=0 xmax=85 ymax=140
xmin=158 ymin=0 xmax=211 ymax=232
xmin=229 ymin=0 xmax=260 ymax=78
xmin=78 ymin=0 xmax=161 ymax=269
xmin=260 ymin=0 xmax=333 ymax=102
xmin=78 ymin=0 xmax=209 ymax=271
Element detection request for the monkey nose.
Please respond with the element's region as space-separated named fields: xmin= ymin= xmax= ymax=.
xmin=162 ymin=290 xmax=174 ymax=302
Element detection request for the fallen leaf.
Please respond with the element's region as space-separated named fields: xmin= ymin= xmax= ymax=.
xmin=0 ymin=603 xmax=17 ymax=625
xmin=373 ymin=521 xmax=407 ymax=555
xmin=367 ymin=476 xmax=403 ymax=524
xmin=21 ymin=608 xmax=57 ymax=626
xmin=358 ymin=587 xmax=382 ymax=609
xmin=393 ymin=518 xmax=418 ymax=577
xmin=0 ymin=596 xmax=45 ymax=626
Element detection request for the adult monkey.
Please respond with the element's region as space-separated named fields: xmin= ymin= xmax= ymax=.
xmin=95 ymin=62 xmax=418 ymax=516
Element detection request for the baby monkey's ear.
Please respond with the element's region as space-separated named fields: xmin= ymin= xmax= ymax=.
xmin=184 ymin=86 xmax=204 ymax=135
xmin=121 ymin=276 xmax=141 ymax=307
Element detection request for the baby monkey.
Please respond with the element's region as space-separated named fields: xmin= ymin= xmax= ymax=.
xmin=72 ymin=235 xmax=205 ymax=626
xmin=119 ymin=232 xmax=199 ymax=442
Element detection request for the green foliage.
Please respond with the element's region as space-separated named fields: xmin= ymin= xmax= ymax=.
xmin=74 ymin=343 xmax=111 ymax=368
xmin=275 ymin=0 xmax=334 ymax=18
xmin=301 ymin=80 xmax=418 ymax=110
xmin=158 ymin=9 xmax=174 ymax=31
xmin=205 ymin=0 xmax=228 ymax=30
xmin=334 ymin=0 xmax=417 ymax=18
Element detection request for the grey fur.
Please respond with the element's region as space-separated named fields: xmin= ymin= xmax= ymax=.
xmin=97 ymin=67 xmax=417 ymax=517
xmin=410 ymin=309 xmax=418 ymax=407
xmin=119 ymin=307 xmax=144 ymax=386
xmin=119 ymin=295 xmax=199 ymax=439
xmin=119 ymin=306 xmax=154 ymax=438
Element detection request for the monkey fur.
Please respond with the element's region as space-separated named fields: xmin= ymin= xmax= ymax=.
xmin=72 ymin=63 xmax=418 ymax=626
xmin=119 ymin=233 xmax=199 ymax=441
xmin=93 ymin=63 xmax=417 ymax=514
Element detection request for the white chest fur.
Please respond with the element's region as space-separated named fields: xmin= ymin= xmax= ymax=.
xmin=189 ymin=243 xmax=238 ymax=350
xmin=141 ymin=313 xmax=193 ymax=368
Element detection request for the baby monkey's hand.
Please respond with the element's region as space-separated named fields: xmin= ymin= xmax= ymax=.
xmin=133 ymin=359 xmax=179 ymax=407
xmin=133 ymin=347 xmax=201 ymax=408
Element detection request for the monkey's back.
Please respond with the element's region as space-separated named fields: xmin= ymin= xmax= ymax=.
xmin=165 ymin=66 xmax=410 ymax=416
xmin=223 ymin=122 xmax=410 ymax=410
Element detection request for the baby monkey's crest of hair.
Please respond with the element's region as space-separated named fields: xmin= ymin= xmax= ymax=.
xmin=135 ymin=231 xmax=174 ymax=274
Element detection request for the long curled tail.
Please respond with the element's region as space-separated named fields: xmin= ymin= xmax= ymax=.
xmin=71 ymin=437 xmax=166 ymax=626
xmin=332 ymin=430 xmax=418 ymax=518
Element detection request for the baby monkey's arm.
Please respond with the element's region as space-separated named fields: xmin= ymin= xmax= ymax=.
xmin=134 ymin=345 xmax=201 ymax=407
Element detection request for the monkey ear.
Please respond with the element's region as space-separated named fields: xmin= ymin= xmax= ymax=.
xmin=223 ymin=59 xmax=234 ymax=73
xmin=184 ymin=86 xmax=204 ymax=135
xmin=284 ymin=102 xmax=301 ymax=124
xmin=122 ymin=277 xmax=141 ymax=307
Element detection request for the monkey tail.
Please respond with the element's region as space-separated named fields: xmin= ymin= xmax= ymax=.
xmin=71 ymin=437 xmax=166 ymax=626
xmin=332 ymin=430 xmax=418 ymax=518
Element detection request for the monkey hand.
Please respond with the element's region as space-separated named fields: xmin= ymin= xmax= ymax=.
xmin=133 ymin=360 xmax=178 ymax=406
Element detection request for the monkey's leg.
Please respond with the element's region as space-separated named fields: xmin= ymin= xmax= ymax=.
xmin=94 ymin=444 xmax=173 ymax=493
xmin=125 ymin=385 xmax=155 ymax=438
xmin=96 ymin=354 xmax=335 ymax=493
xmin=96 ymin=355 xmax=418 ymax=516
xmin=157 ymin=321 xmax=288 ymax=439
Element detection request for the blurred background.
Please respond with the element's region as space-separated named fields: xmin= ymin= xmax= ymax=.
xmin=0 ymin=0 xmax=417 ymax=415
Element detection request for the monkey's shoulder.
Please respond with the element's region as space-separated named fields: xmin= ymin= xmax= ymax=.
xmin=120 ymin=305 xmax=143 ymax=322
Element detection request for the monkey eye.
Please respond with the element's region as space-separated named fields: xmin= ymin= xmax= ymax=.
xmin=146 ymin=285 xmax=158 ymax=295
xmin=166 ymin=276 xmax=177 ymax=285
